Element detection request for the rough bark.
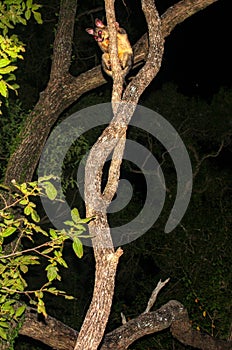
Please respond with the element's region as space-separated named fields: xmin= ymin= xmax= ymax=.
xmin=3 ymin=0 xmax=219 ymax=185
xmin=73 ymin=0 xmax=164 ymax=348
xmin=19 ymin=302 xmax=232 ymax=350
xmin=19 ymin=308 xmax=78 ymax=349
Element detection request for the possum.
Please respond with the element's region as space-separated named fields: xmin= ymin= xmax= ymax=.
xmin=86 ymin=18 xmax=133 ymax=78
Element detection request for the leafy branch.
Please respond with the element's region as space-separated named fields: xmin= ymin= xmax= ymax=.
xmin=0 ymin=178 xmax=90 ymax=343
xmin=0 ymin=0 xmax=42 ymax=110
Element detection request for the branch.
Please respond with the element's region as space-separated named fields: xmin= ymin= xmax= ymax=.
xmin=19 ymin=302 xmax=232 ymax=350
xmin=122 ymin=0 xmax=163 ymax=104
xmin=105 ymin=0 xmax=125 ymax=101
xmin=19 ymin=307 xmax=78 ymax=349
xmin=133 ymin=0 xmax=219 ymax=64
xmin=102 ymin=134 xmax=126 ymax=203
xmin=143 ymin=278 xmax=170 ymax=313
xmin=50 ymin=0 xmax=77 ymax=80
xmin=161 ymin=0 xmax=219 ymax=37
xmin=191 ymin=140 xmax=224 ymax=177
xmin=102 ymin=300 xmax=232 ymax=350
xmin=170 ymin=308 xmax=232 ymax=350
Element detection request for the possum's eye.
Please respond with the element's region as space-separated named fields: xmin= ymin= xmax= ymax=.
xmin=98 ymin=30 xmax=102 ymax=37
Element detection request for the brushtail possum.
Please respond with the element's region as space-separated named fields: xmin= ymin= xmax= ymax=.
xmin=86 ymin=18 xmax=133 ymax=78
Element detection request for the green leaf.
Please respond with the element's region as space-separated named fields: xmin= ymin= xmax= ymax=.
xmin=64 ymin=295 xmax=74 ymax=300
xmin=9 ymin=83 xmax=19 ymax=90
xmin=64 ymin=220 xmax=75 ymax=227
xmin=6 ymin=73 xmax=16 ymax=82
xmin=31 ymin=209 xmax=40 ymax=223
xmin=0 ymin=80 xmax=7 ymax=97
xmin=41 ymin=247 xmax=53 ymax=254
xmin=33 ymin=225 xmax=48 ymax=236
xmin=19 ymin=183 xmax=28 ymax=193
xmin=57 ymin=257 xmax=68 ymax=268
xmin=79 ymin=217 xmax=92 ymax=224
xmin=75 ymin=224 xmax=86 ymax=231
xmin=19 ymin=199 xmax=29 ymax=205
xmin=3 ymin=218 xmax=14 ymax=225
xmin=25 ymin=9 xmax=31 ymax=20
xmin=0 ymin=65 xmax=17 ymax=74
xmin=1 ymin=226 xmax=17 ymax=237
xmin=15 ymin=304 xmax=26 ymax=318
xmin=0 ymin=326 xmax=7 ymax=340
xmin=0 ymin=321 xmax=8 ymax=328
xmin=24 ymin=205 xmax=32 ymax=215
xmin=37 ymin=299 xmax=47 ymax=317
xmin=44 ymin=182 xmax=57 ymax=200
xmin=71 ymin=208 xmax=80 ymax=223
xmin=26 ymin=0 xmax=33 ymax=9
xmin=0 ymin=184 xmax=9 ymax=190
xmin=0 ymin=264 xmax=6 ymax=274
xmin=72 ymin=237 xmax=83 ymax=258
xmin=33 ymin=11 xmax=43 ymax=24
xmin=46 ymin=265 xmax=58 ymax=282
xmin=49 ymin=229 xmax=58 ymax=239
xmin=19 ymin=17 xmax=27 ymax=25
xmin=0 ymin=59 xmax=11 ymax=68
xmin=31 ymin=4 xmax=42 ymax=11
xmin=20 ymin=265 xmax=28 ymax=273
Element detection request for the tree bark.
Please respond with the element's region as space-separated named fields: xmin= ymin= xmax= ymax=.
xmin=73 ymin=0 xmax=164 ymax=348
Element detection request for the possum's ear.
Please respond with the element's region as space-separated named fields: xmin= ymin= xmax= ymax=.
xmin=86 ymin=28 xmax=95 ymax=36
xmin=95 ymin=18 xmax=105 ymax=28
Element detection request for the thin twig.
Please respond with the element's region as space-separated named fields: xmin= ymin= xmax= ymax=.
xmin=143 ymin=278 xmax=170 ymax=313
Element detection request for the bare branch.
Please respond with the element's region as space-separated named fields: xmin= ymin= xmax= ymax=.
xmin=161 ymin=0 xmax=219 ymax=37
xmin=122 ymin=0 xmax=163 ymax=104
xmin=143 ymin=278 xmax=170 ymax=313
xmin=132 ymin=0 xmax=219 ymax=65
xmin=189 ymin=140 xmax=225 ymax=178
xmin=121 ymin=312 xmax=127 ymax=325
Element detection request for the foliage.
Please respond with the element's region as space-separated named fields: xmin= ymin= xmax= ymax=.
xmin=0 ymin=178 xmax=90 ymax=345
xmin=0 ymin=0 xmax=42 ymax=112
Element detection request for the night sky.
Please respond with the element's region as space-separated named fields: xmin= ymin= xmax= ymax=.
xmin=159 ymin=0 xmax=231 ymax=98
